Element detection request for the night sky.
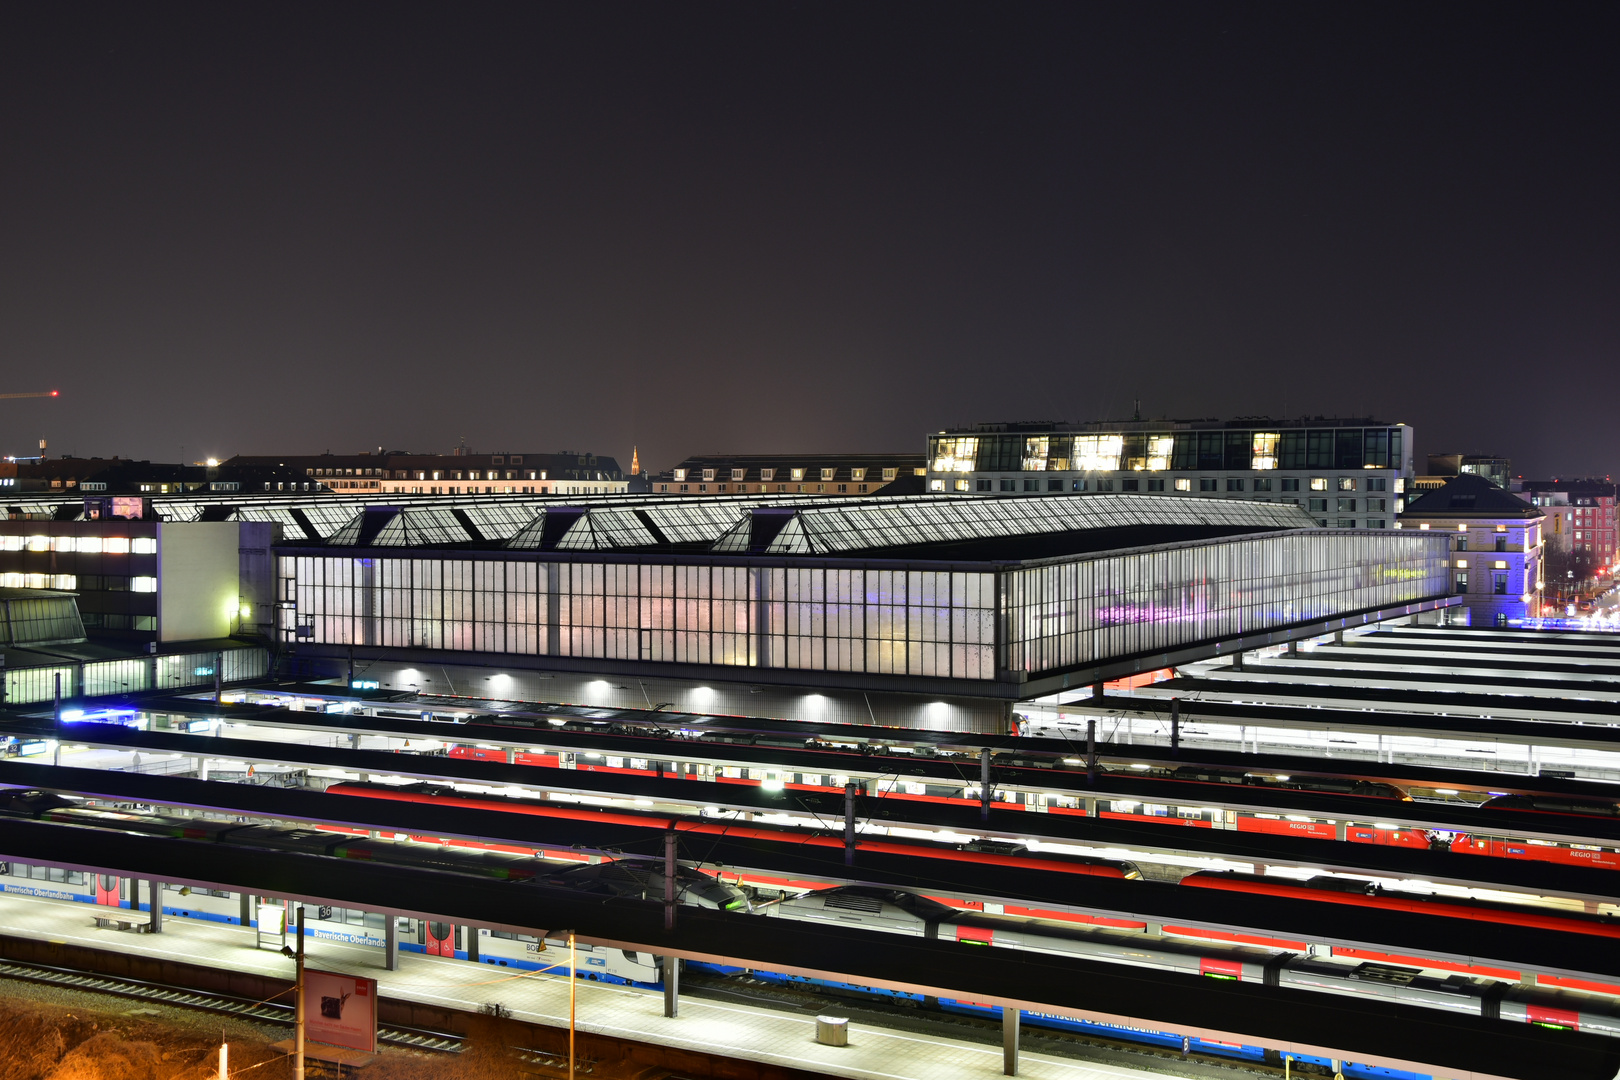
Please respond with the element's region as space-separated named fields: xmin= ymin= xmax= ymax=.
xmin=2 ymin=4 xmax=1615 ymax=477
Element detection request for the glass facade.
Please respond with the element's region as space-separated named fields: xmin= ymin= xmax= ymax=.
xmin=279 ymin=556 xmax=999 ymax=680
xmin=279 ymin=529 xmax=1448 ymax=683
xmin=0 ymin=646 xmax=268 ymax=705
xmin=930 ymin=426 xmax=1405 ymax=474
xmin=1002 ymin=529 xmax=1443 ymax=674
xmin=0 ymin=593 xmax=85 ymax=646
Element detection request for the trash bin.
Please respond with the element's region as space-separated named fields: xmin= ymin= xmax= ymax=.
xmin=816 ymin=1015 xmax=849 ymax=1046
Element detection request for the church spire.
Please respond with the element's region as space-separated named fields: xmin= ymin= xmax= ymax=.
xmin=630 ymin=445 xmax=640 ymax=475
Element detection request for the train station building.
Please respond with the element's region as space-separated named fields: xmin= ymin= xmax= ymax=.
xmin=273 ymin=492 xmax=1455 ymax=731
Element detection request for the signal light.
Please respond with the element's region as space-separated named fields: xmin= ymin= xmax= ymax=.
xmin=50 ymin=390 xmax=58 ymax=396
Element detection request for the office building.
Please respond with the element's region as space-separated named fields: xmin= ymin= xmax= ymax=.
xmin=0 ymin=517 xmax=276 ymax=642
xmin=1423 ymin=453 xmax=1513 ymax=489
xmin=926 ymin=418 xmax=1412 ymax=528
xmin=1398 ymin=474 xmax=1544 ymax=626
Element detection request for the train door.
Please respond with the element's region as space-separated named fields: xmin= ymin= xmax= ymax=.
xmin=94 ymin=875 xmax=122 ymax=908
xmin=424 ymin=921 xmax=458 ymax=957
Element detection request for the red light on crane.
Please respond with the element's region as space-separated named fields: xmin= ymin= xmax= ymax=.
xmin=50 ymin=390 xmax=59 ymax=396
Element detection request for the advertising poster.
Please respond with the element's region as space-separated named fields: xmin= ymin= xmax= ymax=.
xmin=303 ymin=969 xmax=378 ymax=1053
xmin=110 ymin=496 xmax=148 ymax=520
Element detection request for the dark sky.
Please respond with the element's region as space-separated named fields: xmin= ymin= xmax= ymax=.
xmin=2 ymin=4 xmax=1615 ymax=477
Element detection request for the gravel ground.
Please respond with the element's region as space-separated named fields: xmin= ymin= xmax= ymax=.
xmin=0 ymin=976 xmax=535 ymax=1080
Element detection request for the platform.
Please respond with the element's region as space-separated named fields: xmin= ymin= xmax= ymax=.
xmin=0 ymin=890 xmax=1161 ymax=1080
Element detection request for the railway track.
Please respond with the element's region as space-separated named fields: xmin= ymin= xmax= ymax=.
xmin=0 ymin=958 xmax=463 ymax=1053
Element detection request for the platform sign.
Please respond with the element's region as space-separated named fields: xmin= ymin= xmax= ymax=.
xmin=303 ymin=968 xmax=378 ymax=1054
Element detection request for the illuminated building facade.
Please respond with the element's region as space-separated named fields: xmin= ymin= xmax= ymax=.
xmin=1521 ymin=480 xmax=1617 ymax=567
xmin=277 ymin=493 xmax=1452 ymax=731
xmin=0 ymin=519 xmax=269 ymax=642
xmin=652 ymin=454 xmax=927 ymax=496
xmin=226 ymin=451 xmax=626 ymax=496
xmin=1398 ymin=474 xmax=1544 ymax=626
xmin=926 ymin=418 xmax=1414 ymax=529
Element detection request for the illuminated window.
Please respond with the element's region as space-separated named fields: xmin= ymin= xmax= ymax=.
xmin=821 ymin=468 xmax=837 ymax=481
xmin=132 ymin=538 xmax=156 ymax=554
xmin=1174 ymin=478 xmax=1191 ymax=492
xmin=851 ymin=468 xmax=867 ymax=481
xmin=673 ymin=469 xmax=687 ymax=482
xmin=75 ymin=537 xmax=103 ymax=553
xmin=1492 ymin=560 xmax=1508 ymax=569
xmin=882 ymin=468 xmax=897 ymax=481
xmin=791 ymin=468 xmax=806 ymax=481
xmin=1338 ymin=477 xmax=1356 ymax=491
xmin=1021 ymin=436 xmax=1050 ymax=471
xmin=1310 ymin=478 xmax=1327 ymax=491
xmin=1251 ymin=432 xmax=1279 ymax=470
xmin=928 ymin=479 xmax=945 ymax=492
xmin=1072 ymin=435 xmax=1123 ymax=472
xmin=1146 ymin=435 xmax=1174 ymax=471
xmin=131 ymin=576 xmax=157 ymax=593
xmin=930 ymin=437 xmax=980 ymax=474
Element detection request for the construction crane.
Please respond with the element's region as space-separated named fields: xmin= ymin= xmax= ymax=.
xmin=0 ymin=391 xmax=59 ymax=400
